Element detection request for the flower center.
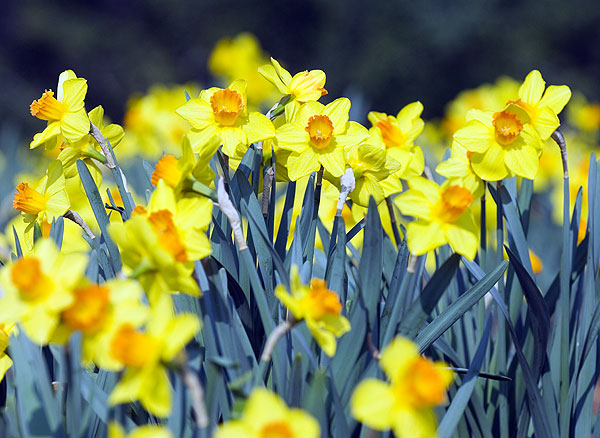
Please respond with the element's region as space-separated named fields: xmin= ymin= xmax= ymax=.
xmin=306 ymin=115 xmax=334 ymax=149
xmin=62 ymin=285 xmax=110 ymax=334
xmin=397 ymin=357 xmax=449 ymax=408
xmin=152 ymin=154 xmax=181 ymax=187
xmin=148 ymin=209 xmax=187 ymax=262
xmin=10 ymin=257 xmax=53 ymax=302
xmin=13 ymin=183 xmax=47 ymax=215
xmin=30 ymin=90 xmax=67 ymax=121
xmin=110 ymin=324 xmax=158 ymax=368
xmin=492 ymin=110 xmax=523 ymax=146
xmin=301 ymin=279 xmax=343 ymax=320
xmin=210 ymin=88 xmax=244 ymax=126
xmin=435 ymin=186 xmax=473 ymax=223
xmin=375 ymin=119 xmax=405 ymax=149
xmin=260 ymin=421 xmax=293 ymax=438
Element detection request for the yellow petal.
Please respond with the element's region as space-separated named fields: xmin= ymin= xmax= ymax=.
xmin=539 ymin=85 xmax=571 ymax=115
xmin=61 ymin=110 xmax=91 ymax=143
xmin=322 ymin=98 xmax=350 ymax=134
xmin=276 ymin=123 xmax=309 ymax=153
xmin=395 ymin=190 xmax=432 ymax=220
xmin=176 ymin=99 xmax=214 ymax=129
xmin=243 ymin=112 xmax=275 ymax=144
xmin=519 ymin=70 xmax=545 ymax=105
xmin=469 ymin=143 xmax=508 ymax=181
xmin=393 ymin=407 xmax=438 ymax=438
xmin=307 ymin=319 xmax=337 ymax=356
xmin=213 ymin=421 xmax=249 ymax=438
xmin=532 ymin=106 xmax=560 ymax=141
xmin=504 ymin=144 xmax=539 ymax=180
xmin=445 ymin=219 xmax=478 ymax=260
xmin=453 ymin=120 xmax=492 ymax=153
xmin=334 ymin=121 xmax=369 ymax=149
xmin=139 ymin=367 xmax=172 ymax=417
xmin=406 ymin=220 xmax=447 ymax=255
xmin=0 ymin=354 xmax=12 ymax=382
xmin=161 ymin=314 xmax=201 ymax=361
xmin=351 ymin=379 xmax=396 ymax=430
xmin=186 ymin=126 xmax=220 ymax=155
xmin=380 ymin=336 xmax=419 ymax=380
xmin=318 ymin=147 xmax=346 ymax=178
xmin=30 ymin=122 xmax=62 ymax=149
xmin=61 ymin=78 xmax=88 ymax=111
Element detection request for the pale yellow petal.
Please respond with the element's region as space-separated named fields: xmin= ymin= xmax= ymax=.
xmin=351 ymin=379 xmax=396 ymax=430
xmin=322 ymin=98 xmax=351 ymax=134
xmin=406 ymin=220 xmax=447 ymax=255
xmin=519 ymin=70 xmax=545 ymax=105
xmin=539 ymin=85 xmax=571 ymax=114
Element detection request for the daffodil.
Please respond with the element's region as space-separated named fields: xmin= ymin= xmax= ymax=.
xmin=13 ymin=160 xmax=70 ymax=231
xmin=109 ymin=180 xmax=211 ymax=301
xmin=58 ymin=105 xmax=124 ymax=181
xmin=275 ymin=98 xmax=368 ymax=181
xmin=395 ymin=177 xmax=478 ymax=259
xmin=176 ymin=80 xmax=275 ymax=158
xmin=259 ymin=57 xmax=327 ymax=104
xmin=275 ymin=266 xmax=350 ymax=356
xmin=108 ymin=422 xmax=172 ymax=438
xmin=108 ymin=294 xmax=200 ymax=417
xmin=368 ymin=102 xmax=425 ymax=179
xmin=351 ymin=337 xmax=453 ymax=438
xmin=508 ymin=69 xmax=571 ymax=141
xmin=0 ymin=238 xmax=88 ymax=345
xmin=52 ymin=279 xmax=148 ymax=370
xmin=453 ymin=109 xmax=543 ymax=181
xmin=215 ymin=388 xmax=320 ymax=438
xmin=0 ymin=323 xmax=14 ymax=382
xmin=30 ymin=70 xmax=90 ymax=150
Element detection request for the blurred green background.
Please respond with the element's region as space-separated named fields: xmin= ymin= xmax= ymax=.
xmin=2 ymin=0 xmax=599 ymax=142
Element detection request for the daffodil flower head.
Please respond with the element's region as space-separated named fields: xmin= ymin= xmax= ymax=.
xmin=215 ymin=388 xmax=320 ymax=438
xmin=368 ymin=102 xmax=425 ymax=179
xmin=508 ymin=69 xmax=571 ymax=141
xmin=453 ymin=108 xmax=543 ymax=181
xmin=275 ymin=98 xmax=368 ymax=181
xmin=395 ymin=177 xmax=479 ymax=259
xmin=0 ymin=238 xmax=88 ymax=345
xmin=176 ymin=80 xmax=275 ymax=158
xmin=275 ymin=266 xmax=350 ymax=356
xmin=30 ymin=70 xmax=90 ymax=150
xmin=259 ymin=57 xmax=328 ymax=104
xmin=436 ymin=141 xmax=485 ymax=198
xmin=351 ymin=337 xmax=453 ymax=438
xmin=108 ymin=294 xmax=201 ymax=417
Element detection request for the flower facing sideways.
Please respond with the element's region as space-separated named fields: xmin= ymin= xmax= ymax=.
xmin=275 ymin=266 xmax=350 ymax=356
xmin=215 ymin=388 xmax=320 ymax=438
xmin=351 ymin=337 xmax=453 ymax=438
xmin=30 ymin=70 xmax=90 ymax=150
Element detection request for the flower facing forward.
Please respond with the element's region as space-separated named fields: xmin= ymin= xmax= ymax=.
xmin=259 ymin=57 xmax=328 ymax=104
xmin=453 ymin=108 xmax=543 ymax=181
xmin=176 ymin=80 xmax=275 ymax=158
xmin=275 ymin=267 xmax=350 ymax=356
xmin=395 ymin=177 xmax=478 ymax=259
xmin=351 ymin=337 xmax=453 ymax=438
xmin=215 ymin=388 xmax=320 ymax=438
xmin=30 ymin=70 xmax=90 ymax=149
xmin=108 ymin=294 xmax=200 ymax=417
xmin=275 ymin=98 xmax=368 ymax=181
xmin=0 ymin=238 xmax=88 ymax=344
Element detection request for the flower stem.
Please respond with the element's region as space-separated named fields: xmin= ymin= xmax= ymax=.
xmin=261 ymin=319 xmax=295 ymax=362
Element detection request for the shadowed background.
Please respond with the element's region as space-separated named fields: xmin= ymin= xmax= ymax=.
xmin=2 ymin=0 xmax=599 ymax=141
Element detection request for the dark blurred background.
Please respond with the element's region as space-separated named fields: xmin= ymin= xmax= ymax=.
xmin=2 ymin=0 xmax=600 ymax=143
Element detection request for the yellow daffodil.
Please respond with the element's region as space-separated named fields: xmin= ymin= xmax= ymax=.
xmin=176 ymin=80 xmax=275 ymax=158
xmin=509 ymin=70 xmax=571 ymax=141
xmin=209 ymin=33 xmax=278 ymax=108
xmin=108 ymin=422 xmax=172 ymax=438
xmin=275 ymin=266 xmax=350 ymax=356
xmin=109 ymin=180 xmax=211 ymax=301
xmin=13 ymin=160 xmax=70 ymax=242
xmin=108 ymin=294 xmax=200 ymax=417
xmin=52 ymin=279 xmax=148 ymax=370
xmin=259 ymin=57 xmax=327 ymax=104
xmin=0 ymin=239 xmax=88 ymax=345
xmin=368 ymin=102 xmax=425 ymax=179
xmin=351 ymin=337 xmax=453 ymax=438
xmin=58 ymin=105 xmax=124 ymax=181
xmin=276 ymin=98 xmax=368 ymax=180
xmin=0 ymin=323 xmax=14 ymax=382
xmin=453 ymin=109 xmax=543 ymax=181
xmin=215 ymin=388 xmax=320 ymax=438
xmin=395 ymin=177 xmax=478 ymax=259
xmin=435 ymin=141 xmax=485 ymax=198
xmin=30 ymin=70 xmax=90 ymax=150
xmin=119 ymin=84 xmax=200 ymax=161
